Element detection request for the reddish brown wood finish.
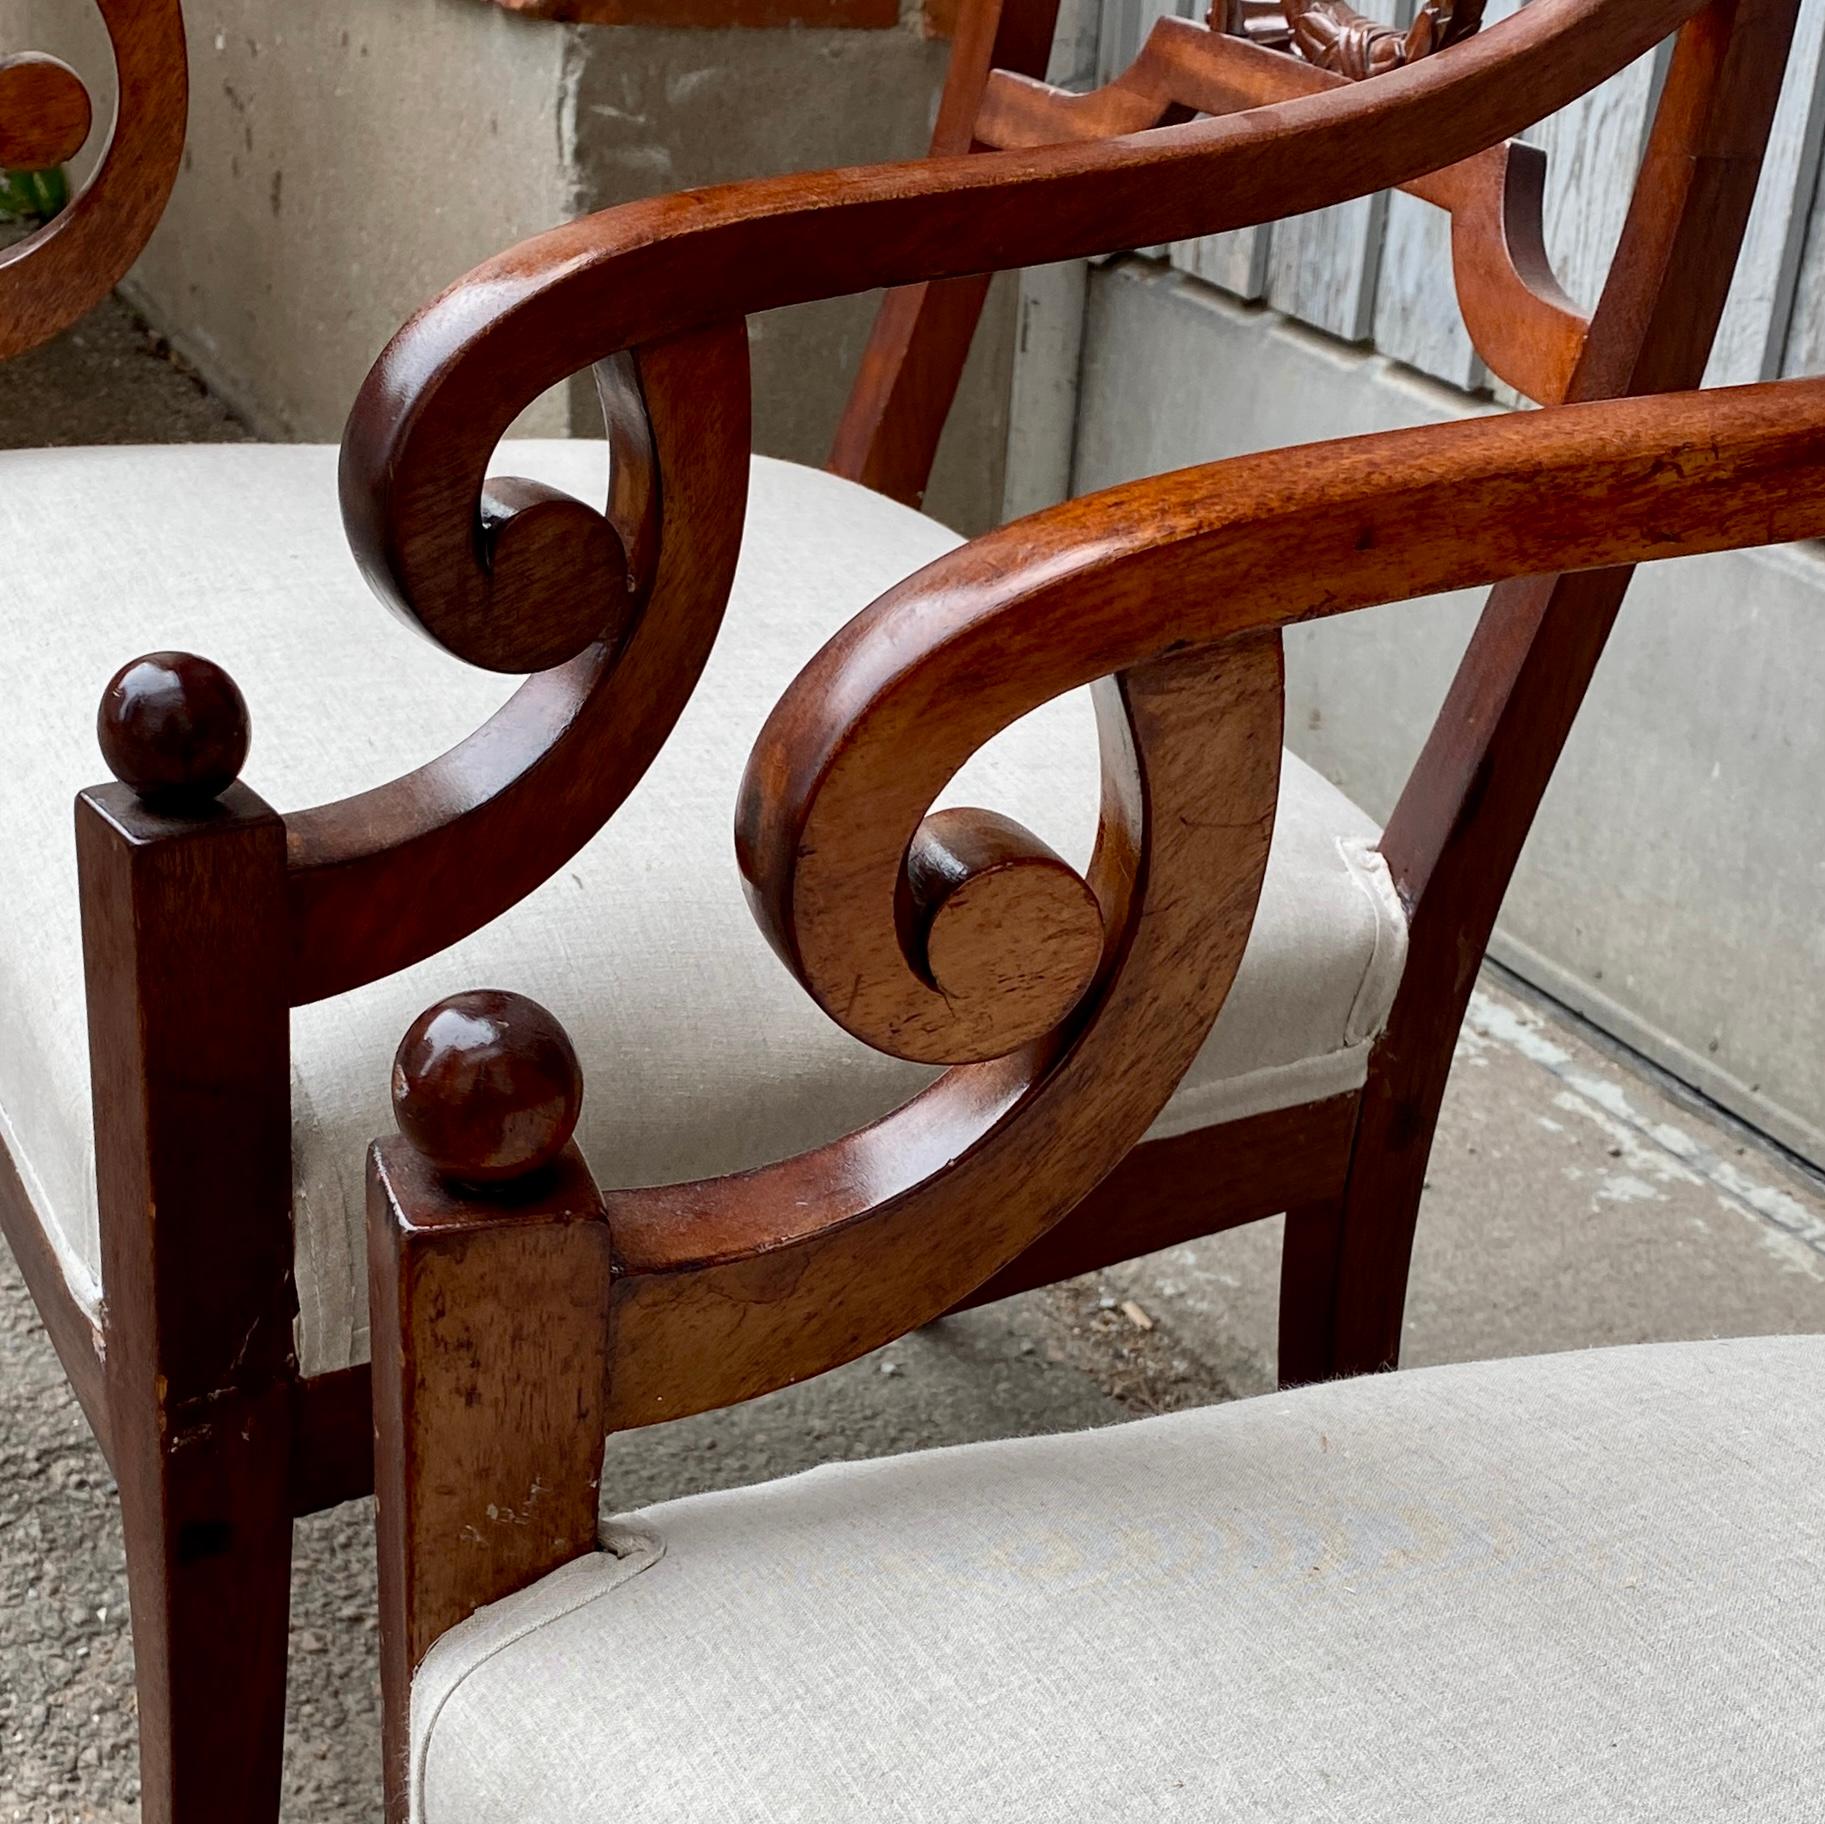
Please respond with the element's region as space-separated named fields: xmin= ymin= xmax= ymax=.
xmin=948 ymin=1095 xmax=1361 ymax=1313
xmin=291 ymin=323 xmax=751 ymax=1003
xmin=617 ymin=641 xmax=1287 ymax=1426
xmin=973 ymin=22 xmax=1584 ymax=403
xmin=374 ymin=362 xmax=1825 ymax=1698
xmin=0 ymin=0 xmax=187 ymax=360
xmin=1 ymin=11 xmax=308 ymax=1822
xmin=343 ymin=0 xmax=1711 ymax=671
xmin=377 ymin=356 xmax=1825 ymax=1657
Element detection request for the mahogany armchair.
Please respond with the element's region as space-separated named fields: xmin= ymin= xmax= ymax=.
xmin=0 ymin=0 xmax=1806 ymax=1816
xmin=371 ymin=375 xmax=1825 ymax=1806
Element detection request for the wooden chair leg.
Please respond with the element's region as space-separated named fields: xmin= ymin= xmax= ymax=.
xmin=1277 ymin=1198 xmax=1348 ymax=1388
xmin=114 ymin=1387 xmax=294 ymax=1824
xmin=1280 ymin=1055 xmax=1448 ymax=1384
xmin=78 ymin=668 xmax=297 ymax=1824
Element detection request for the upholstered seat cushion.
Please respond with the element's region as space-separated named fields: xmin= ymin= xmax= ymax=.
xmin=413 ymin=1336 xmax=1824 ymax=1823
xmin=0 ymin=443 xmax=1405 ymax=1375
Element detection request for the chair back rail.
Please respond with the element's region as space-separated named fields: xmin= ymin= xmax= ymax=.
xmin=0 ymin=0 xmax=186 ymax=359
xmin=836 ymin=0 xmax=1585 ymax=498
xmin=977 ymin=24 xmax=1586 ymax=403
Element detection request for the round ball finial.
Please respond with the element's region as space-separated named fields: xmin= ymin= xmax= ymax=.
xmin=392 ymin=991 xmax=583 ymax=1186
xmin=97 ymin=652 xmax=250 ymax=809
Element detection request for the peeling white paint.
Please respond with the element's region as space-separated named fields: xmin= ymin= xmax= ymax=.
xmin=1596 ymin=1173 xmax=1664 ymax=1206
xmin=556 ymin=27 xmax=587 ymax=218
xmin=1468 ymin=989 xmax=1825 ymax=1273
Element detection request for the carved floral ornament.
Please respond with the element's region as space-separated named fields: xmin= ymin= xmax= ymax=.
xmin=1217 ymin=0 xmax=1487 ymax=78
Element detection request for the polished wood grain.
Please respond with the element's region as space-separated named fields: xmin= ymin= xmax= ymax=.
xmin=0 ymin=0 xmax=186 ymax=360
xmin=611 ymin=639 xmax=1286 ymax=1423
xmin=378 ymin=635 xmax=1285 ymax=1503
xmin=344 ymin=0 xmax=1702 ymax=636
xmin=377 ymin=347 xmax=1825 ymax=1511
xmin=0 ymin=3 xmax=1802 ymax=1818
xmin=371 ymin=356 xmax=1825 ymax=1709
xmin=290 ymin=323 xmax=751 ymax=1003
xmin=314 ymin=0 xmax=1709 ymax=1045
xmin=756 ymin=375 xmax=1825 ymax=957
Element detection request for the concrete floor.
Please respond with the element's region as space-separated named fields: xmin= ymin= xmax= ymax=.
xmin=3 ymin=290 xmax=1824 ymax=1822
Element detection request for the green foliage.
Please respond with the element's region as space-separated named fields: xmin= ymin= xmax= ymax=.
xmin=0 ymin=166 xmax=70 ymax=224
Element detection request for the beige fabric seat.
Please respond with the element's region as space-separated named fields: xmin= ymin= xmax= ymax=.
xmin=0 ymin=443 xmax=1406 ymax=1376
xmin=412 ymin=1336 xmax=1824 ymax=1824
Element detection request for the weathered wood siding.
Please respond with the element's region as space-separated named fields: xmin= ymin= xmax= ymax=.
xmin=1089 ymin=0 xmax=1825 ymax=394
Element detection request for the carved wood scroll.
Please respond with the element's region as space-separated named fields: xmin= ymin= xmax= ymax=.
xmin=290 ymin=324 xmax=751 ymax=1005
xmin=0 ymin=0 xmax=187 ymax=359
xmin=614 ymin=638 xmax=1286 ymax=1424
xmin=0 ymin=54 xmax=94 ymax=170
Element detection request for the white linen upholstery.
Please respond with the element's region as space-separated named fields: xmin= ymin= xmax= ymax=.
xmin=413 ymin=1336 xmax=1825 ymax=1824
xmin=0 ymin=443 xmax=1406 ymax=1375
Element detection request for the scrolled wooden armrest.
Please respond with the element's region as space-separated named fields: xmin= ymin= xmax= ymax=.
xmin=301 ymin=0 xmax=1697 ymax=1006
xmin=741 ymin=373 xmax=1825 ymax=1065
xmin=0 ymin=1 xmax=186 ymax=359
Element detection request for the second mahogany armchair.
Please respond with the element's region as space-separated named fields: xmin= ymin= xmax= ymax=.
xmin=365 ymin=177 xmax=1825 ymax=1824
xmin=0 ymin=0 xmax=1807 ymax=1814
